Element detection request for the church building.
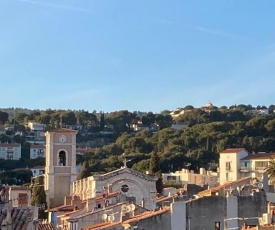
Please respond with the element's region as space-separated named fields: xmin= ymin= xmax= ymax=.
xmin=44 ymin=128 xmax=157 ymax=210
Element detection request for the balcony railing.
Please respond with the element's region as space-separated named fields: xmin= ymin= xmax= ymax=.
xmin=240 ymin=166 xmax=267 ymax=172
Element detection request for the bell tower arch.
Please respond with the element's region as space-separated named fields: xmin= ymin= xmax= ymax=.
xmin=44 ymin=128 xmax=78 ymax=208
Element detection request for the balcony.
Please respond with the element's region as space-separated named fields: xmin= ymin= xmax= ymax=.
xmin=240 ymin=167 xmax=252 ymax=172
xmin=239 ymin=166 xmax=267 ymax=172
xmin=255 ymin=167 xmax=266 ymax=172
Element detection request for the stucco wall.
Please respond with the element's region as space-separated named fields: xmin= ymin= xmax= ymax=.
xmin=187 ymin=196 xmax=226 ymax=230
xmin=133 ymin=211 xmax=171 ymax=230
xmin=238 ymin=192 xmax=267 ymax=223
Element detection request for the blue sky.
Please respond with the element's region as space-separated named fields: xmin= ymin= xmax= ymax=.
xmin=1 ymin=0 xmax=275 ymax=113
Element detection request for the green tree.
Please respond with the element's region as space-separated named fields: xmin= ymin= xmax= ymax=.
xmin=31 ymin=176 xmax=47 ymax=219
xmin=100 ymin=113 xmax=105 ymax=130
xmin=0 ymin=111 xmax=9 ymax=125
xmin=77 ymin=161 xmax=91 ymax=179
xmin=149 ymin=152 xmax=160 ymax=175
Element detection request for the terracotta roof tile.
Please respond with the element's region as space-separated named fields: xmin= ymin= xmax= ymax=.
xmin=123 ymin=207 xmax=170 ymax=224
xmin=197 ymin=177 xmax=251 ymax=196
xmin=220 ymin=148 xmax=246 ymax=154
xmin=38 ymin=223 xmax=54 ymax=230
xmin=241 ymin=152 xmax=275 ymax=160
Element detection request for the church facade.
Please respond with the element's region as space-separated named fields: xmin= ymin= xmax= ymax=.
xmin=71 ymin=167 xmax=158 ymax=210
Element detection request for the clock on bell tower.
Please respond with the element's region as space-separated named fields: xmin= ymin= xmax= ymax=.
xmin=44 ymin=128 xmax=78 ymax=208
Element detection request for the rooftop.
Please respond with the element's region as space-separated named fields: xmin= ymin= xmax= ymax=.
xmin=241 ymin=152 xmax=275 ymax=160
xmin=220 ymin=148 xmax=247 ymax=154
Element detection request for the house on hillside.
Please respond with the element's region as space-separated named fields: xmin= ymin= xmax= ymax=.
xmin=0 ymin=143 xmax=21 ymax=160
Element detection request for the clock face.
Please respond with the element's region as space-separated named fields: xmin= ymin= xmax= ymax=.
xmin=59 ymin=135 xmax=67 ymax=143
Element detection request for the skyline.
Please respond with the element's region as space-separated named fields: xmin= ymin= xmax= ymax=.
xmin=1 ymin=1 xmax=275 ymax=113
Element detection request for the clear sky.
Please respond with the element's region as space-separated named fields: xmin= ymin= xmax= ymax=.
xmin=1 ymin=0 xmax=275 ymax=113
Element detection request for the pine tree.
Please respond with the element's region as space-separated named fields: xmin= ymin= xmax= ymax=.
xmin=77 ymin=161 xmax=91 ymax=180
xmin=100 ymin=113 xmax=105 ymax=130
xmin=149 ymin=151 xmax=159 ymax=175
xmin=31 ymin=176 xmax=47 ymax=219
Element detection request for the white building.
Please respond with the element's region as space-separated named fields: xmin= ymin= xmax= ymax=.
xmin=219 ymin=148 xmax=275 ymax=185
xmin=31 ymin=166 xmax=45 ymax=177
xmin=26 ymin=121 xmax=45 ymax=131
xmin=0 ymin=143 xmax=21 ymax=160
xmin=30 ymin=144 xmax=45 ymax=159
xmin=219 ymin=148 xmax=249 ymax=184
xmin=162 ymin=168 xmax=218 ymax=188
xmin=240 ymin=152 xmax=275 ymax=183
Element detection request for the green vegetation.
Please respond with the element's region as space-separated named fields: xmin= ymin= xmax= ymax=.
xmin=1 ymin=105 xmax=275 ymax=183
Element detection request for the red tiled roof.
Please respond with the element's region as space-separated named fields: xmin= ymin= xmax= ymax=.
xmin=156 ymin=196 xmax=174 ymax=203
xmin=38 ymin=223 xmax=54 ymax=230
xmin=220 ymin=148 xmax=246 ymax=154
xmin=241 ymin=152 xmax=275 ymax=160
xmin=95 ymin=192 xmax=120 ymax=201
xmin=123 ymin=207 xmax=170 ymax=224
xmin=9 ymin=186 xmax=30 ymax=190
xmin=197 ymin=177 xmax=251 ymax=197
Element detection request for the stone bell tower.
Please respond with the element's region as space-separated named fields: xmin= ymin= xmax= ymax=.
xmin=44 ymin=128 xmax=78 ymax=208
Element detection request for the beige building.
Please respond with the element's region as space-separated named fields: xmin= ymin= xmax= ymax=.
xmin=162 ymin=168 xmax=218 ymax=188
xmin=0 ymin=143 xmax=21 ymax=160
xmin=219 ymin=148 xmax=249 ymax=184
xmin=44 ymin=128 xmax=78 ymax=208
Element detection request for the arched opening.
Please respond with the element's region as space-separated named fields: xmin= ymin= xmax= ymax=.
xmin=58 ymin=151 xmax=66 ymax=166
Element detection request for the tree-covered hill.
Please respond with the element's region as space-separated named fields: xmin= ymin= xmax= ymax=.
xmin=1 ymin=104 xmax=275 ymax=178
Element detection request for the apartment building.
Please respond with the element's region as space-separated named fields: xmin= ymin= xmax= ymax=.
xmin=219 ymin=148 xmax=249 ymax=184
xmin=239 ymin=152 xmax=275 ymax=183
xmin=0 ymin=143 xmax=21 ymax=160
xmin=219 ymin=148 xmax=275 ymax=185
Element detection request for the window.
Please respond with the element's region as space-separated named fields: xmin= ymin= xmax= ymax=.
xmin=226 ymin=162 xmax=231 ymax=171
xmin=19 ymin=193 xmax=28 ymax=206
xmin=121 ymin=184 xmax=129 ymax=193
xmin=215 ymin=222 xmax=220 ymax=230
